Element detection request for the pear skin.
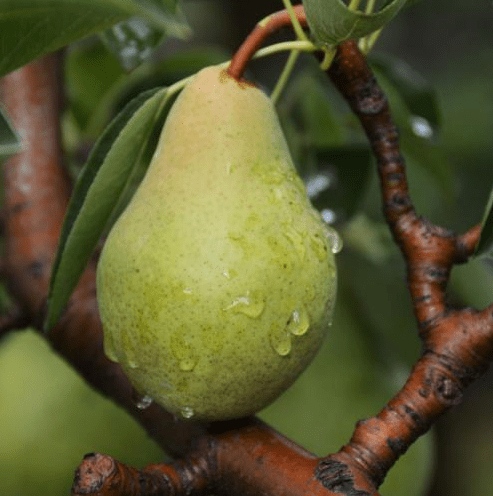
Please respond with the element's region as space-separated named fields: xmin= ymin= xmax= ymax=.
xmin=96 ymin=65 xmax=338 ymax=421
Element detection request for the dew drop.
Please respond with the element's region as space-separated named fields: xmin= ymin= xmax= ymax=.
xmin=170 ymin=331 xmax=198 ymax=372
xmin=410 ymin=115 xmax=434 ymax=139
xmin=283 ymin=224 xmax=306 ymax=261
xmin=159 ymin=378 xmax=174 ymax=391
xmin=180 ymin=406 xmax=194 ymax=419
xmin=273 ymin=188 xmax=284 ymax=201
xmin=260 ymin=169 xmax=286 ymax=185
xmin=224 ymin=294 xmax=265 ymax=318
xmin=305 ymin=173 xmax=332 ymax=199
xmin=321 ymin=208 xmax=337 ymax=224
xmin=183 ymin=287 xmax=193 ymax=295
xmin=324 ymin=227 xmax=343 ymax=254
xmin=121 ymin=329 xmax=139 ymax=369
xmin=103 ymin=332 xmax=120 ymax=363
xmin=132 ymin=391 xmax=153 ymax=410
xmin=179 ymin=357 xmax=198 ymax=372
xmin=270 ymin=326 xmax=292 ymax=356
xmin=287 ymin=307 xmax=310 ymax=336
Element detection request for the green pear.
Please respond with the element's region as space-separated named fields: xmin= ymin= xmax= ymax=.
xmin=96 ymin=65 xmax=339 ymax=421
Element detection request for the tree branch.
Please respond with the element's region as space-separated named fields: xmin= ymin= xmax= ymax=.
xmin=2 ymin=7 xmax=493 ymax=496
xmin=323 ymin=39 xmax=493 ymax=488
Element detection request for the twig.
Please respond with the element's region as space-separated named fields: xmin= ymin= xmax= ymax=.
xmin=72 ymin=453 xmax=199 ymax=496
xmin=227 ymin=4 xmax=307 ymax=81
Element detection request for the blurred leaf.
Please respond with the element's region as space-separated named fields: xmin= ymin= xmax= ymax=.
xmin=304 ymin=145 xmax=372 ymax=223
xmin=100 ymin=5 xmax=190 ymax=72
xmin=100 ymin=18 xmax=164 ymax=72
xmin=370 ymin=54 xmax=441 ymax=128
xmin=64 ymin=43 xmax=229 ymax=138
xmin=302 ymin=0 xmax=407 ymax=46
xmin=371 ymin=63 xmax=453 ymax=195
xmin=65 ymin=41 xmax=126 ymax=134
xmin=279 ymin=72 xmax=346 ymax=150
xmin=86 ymin=46 xmax=229 ymax=137
xmin=0 ymin=0 xmax=191 ymax=79
xmin=278 ymin=66 xmax=371 ymax=224
xmin=341 ymin=213 xmax=394 ymax=264
xmin=45 ymin=86 xmax=171 ymax=331
xmin=339 ymin=248 xmax=420 ymax=365
xmin=474 ymin=186 xmax=493 ymax=257
xmin=0 ymin=106 xmax=22 ymax=158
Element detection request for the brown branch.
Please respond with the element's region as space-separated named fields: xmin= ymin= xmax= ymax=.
xmin=322 ymin=40 xmax=493 ymax=488
xmin=72 ymin=453 xmax=197 ymax=496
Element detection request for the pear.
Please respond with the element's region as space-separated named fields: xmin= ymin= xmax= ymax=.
xmin=96 ymin=65 xmax=338 ymax=421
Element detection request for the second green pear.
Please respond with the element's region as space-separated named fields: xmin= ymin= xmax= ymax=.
xmin=96 ymin=65 xmax=338 ymax=421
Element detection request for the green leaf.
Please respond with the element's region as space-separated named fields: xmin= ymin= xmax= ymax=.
xmin=100 ymin=18 xmax=166 ymax=72
xmin=81 ymin=45 xmax=229 ymax=137
xmin=45 ymin=85 xmax=170 ymax=331
xmin=0 ymin=106 xmax=22 ymax=158
xmin=305 ymin=145 xmax=372 ymax=223
xmin=64 ymin=40 xmax=126 ymax=135
xmin=100 ymin=3 xmax=191 ymax=72
xmin=474 ymin=187 xmax=493 ymax=257
xmin=0 ymin=0 xmax=191 ymax=79
xmin=370 ymin=54 xmax=441 ymax=128
xmin=302 ymin=0 xmax=408 ymax=45
xmin=371 ymin=63 xmax=452 ymax=195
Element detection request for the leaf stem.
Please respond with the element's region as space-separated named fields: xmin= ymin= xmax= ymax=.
xmin=252 ymin=40 xmax=316 ymax=61
xmin=319 ymin=47 xmax=336 ymax=71
xmin=270 ymin=49 xmax=301 ymax=105
xmin=348 ymin=0 xmax=363 ymax=11
xmin=365 ymin=0 xmax=377 ymax=14
xmin=281 ymin=0 xmax=309 ymax=42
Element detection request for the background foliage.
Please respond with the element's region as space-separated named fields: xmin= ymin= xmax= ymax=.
xmin=1 ymin=0 xmax=493 ymax=495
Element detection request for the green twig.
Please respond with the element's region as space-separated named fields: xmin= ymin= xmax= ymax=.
xmin=319 ymin=47 xmax=336 ymax=71
xmin=348 ymin=0 xmax=362 ymax=11
xmin=365 ymin=0 xmax=377 ymax=14
xmin=271 ymin=49 xmax=301 ymax=105
xmin=252 ymin=40 xmax=317 ymax=60
xmin=281 ymin=0 xmax=309 ymax=41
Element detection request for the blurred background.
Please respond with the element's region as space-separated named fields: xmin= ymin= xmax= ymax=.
xmin=1 ymin=0 xmax=493 ymax=494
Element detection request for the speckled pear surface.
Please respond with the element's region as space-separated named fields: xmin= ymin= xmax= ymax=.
xmin=96 ymin=65 xmax=338 ymax=421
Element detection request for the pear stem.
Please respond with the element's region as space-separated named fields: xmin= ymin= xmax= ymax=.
xmin=227 ymin=5 xmax=308 ymax=81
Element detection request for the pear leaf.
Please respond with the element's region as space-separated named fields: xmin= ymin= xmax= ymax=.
xmin=302 ymin=0 xmax=408 ymax=45
xmin=474 ymin=186 xmax=493 ymax=257
xmin=0 ymin=0 xmax=191 ymax=78
xmin=0 ymin=106 xmax=22 ymax=158
xmin=45 ymin=86 xmax=170 ymax=332
xmin=100 ymin=5 xmax=191 ymax=72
